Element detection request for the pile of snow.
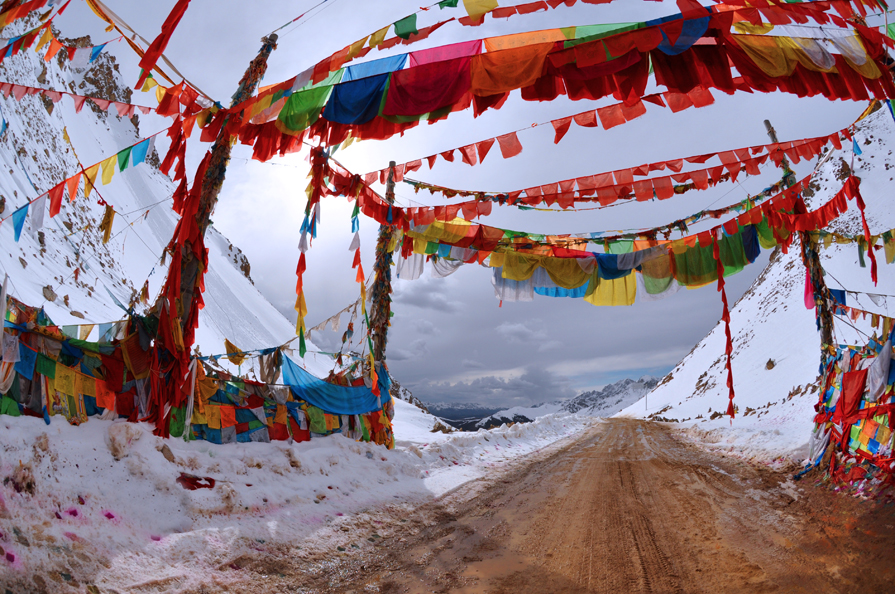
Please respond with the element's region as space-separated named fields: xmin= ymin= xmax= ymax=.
xmin=0 ymin=398 xmax=594 ymax=590
xmin=617 ymin=106 xmax=895 ymax=466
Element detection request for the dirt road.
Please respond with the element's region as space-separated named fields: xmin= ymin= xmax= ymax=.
xmin=240 ymin=419 xmax=895 ymax=593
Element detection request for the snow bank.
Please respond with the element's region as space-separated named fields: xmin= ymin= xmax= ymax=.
xmin=0 ymin=399 xmax=593 ymax=590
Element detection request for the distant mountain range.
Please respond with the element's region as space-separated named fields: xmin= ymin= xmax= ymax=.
xmin=425 ymin=402 xmax=503 ymax=424
xmin=424 ymin=377 xmax=659 ymax=431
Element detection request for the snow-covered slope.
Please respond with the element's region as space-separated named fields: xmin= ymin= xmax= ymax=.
xmin=0 ymin=394 xmax=595 ymax=590
xmin=0 ymin=22 xmax=336 ymax=377
xmin=617 ymin=105 xmax=895 ymax=464
xmin=477 ymin=376 xmax=659 ymax=428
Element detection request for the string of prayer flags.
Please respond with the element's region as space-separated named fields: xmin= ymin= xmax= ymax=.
xmin=0 ymin=0 xmax=55 ymax=29
xmin=217 ymin=2 xmax=895 ymax=161
xmin=4 ymin=130 xmax=161 ymax=239
xmin=393 ymin=132 xmax=840 ymax=217
xmin=377 ymin=126 xmax=842 ymax=191
xmin=0 ymin=81 xmax=157 ymax=118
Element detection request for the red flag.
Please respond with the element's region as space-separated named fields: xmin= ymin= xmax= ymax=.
xmin=136 ymin=0 xmax=192 ymax=89
xmin=48 ymin=183 xmax=64 ymax=217
xmin=458 ymin=144 xmax=478 ymax=166
xmin=551 ymin=116 xmax=572 ymax=144
xmin=496 ymin=132 xmax=522 ymax=159
xmin=476 ymin=138 xmax=495 ymax=162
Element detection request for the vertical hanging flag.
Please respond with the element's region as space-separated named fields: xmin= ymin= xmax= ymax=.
xmin=83 ymin=163 xmax=99 ymax=198
xmin=11 ymin=204 xmax=28 ymax=242
xmin=29 ymin=194 xmax=46 ymax=238
xmin=48 ymin=182 xmax=64 ymax=217
xmin=131 ymin=137 xmax=151 ymax=165
xmin=98 ymin=204 xmax=114 ymax=244
xmin=117 ymin=145 xmax=132 ymax=171
xmin=853 ymin=137 xmax=863 ymax=156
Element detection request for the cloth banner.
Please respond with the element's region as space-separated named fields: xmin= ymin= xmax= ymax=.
xmin=280 ymin=352 xmax=391 ymax=415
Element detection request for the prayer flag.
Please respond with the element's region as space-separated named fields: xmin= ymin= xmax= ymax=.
xmin=100 ymin=154 xmax=117 ymax=185
xmin=11 ymin=204 xmax=27 ymax=242
xmin=83 ymin=164 xmax=99 ymax=197
xmin=117 ymin=146 xmax=132 ymax=171
xmin=463 ymin=0 xmax=497 ymax=20
xmin=394 ymin=14 xmax=417 ymax=40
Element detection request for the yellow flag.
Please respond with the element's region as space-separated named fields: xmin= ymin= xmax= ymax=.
xmin=142 ymin=76 xmax=159 ymax=93
xmin=294 ymin=293 xmax=307 ymax=333
xmin=224 ymin=338 xmax=246 ymax=366
xmin=583 ymin=273 xmax=637 ymax=307
xmin=348 ymin=36 xmax=369 ymax=59
xmin=35 ymin=27 xmax=53 ymax=53
xmin=78 ymin=324 xmax=95 ymax=340
xmin=100 ymin=155 xmax=117 ymax=185
xmin=83 ymin=164 xmax=99 ymax=198
xmin=368 ymin=26 xmax=389 ymax=48
xmin=463 ymin=0 xmax=498 ymax=20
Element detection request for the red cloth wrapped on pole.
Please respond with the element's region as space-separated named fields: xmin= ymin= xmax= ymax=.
xmin=712 ymin=231 xmax=736 ymax=418
xmin=136 ymin=0 xmax=192 ymax=89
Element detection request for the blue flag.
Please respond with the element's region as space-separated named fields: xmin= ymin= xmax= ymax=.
xmin=11 ymin=203 xmax=27 ymax=242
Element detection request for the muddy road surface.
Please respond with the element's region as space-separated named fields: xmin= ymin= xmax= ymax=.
xmin=238 ymin=419 xmax=895 ymax=593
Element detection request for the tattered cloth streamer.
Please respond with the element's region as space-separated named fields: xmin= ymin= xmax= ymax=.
xmin=848 ymin=177 xmax=878 ymax=285
xmin=136 ymin=0 xmax=191 ymax=89
xmin=151 ymin=147 xmax=210 ymax=437
xmin=98 ymin=204 xmax=114 ymax=243
xmin=713 ymin=231 xmax=735 ymax=418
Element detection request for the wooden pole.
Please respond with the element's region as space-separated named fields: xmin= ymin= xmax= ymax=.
xmin=370 ymin=161 xmax=397 ymax=363
xmin=175 ymin=34 xmax=277 ymax=340
xmin=764 ymin=119 xmax=835 ymax=349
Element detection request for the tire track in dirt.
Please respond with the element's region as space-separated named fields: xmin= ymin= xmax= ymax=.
xmin=229 ymin=419 xmax=895 ymax=594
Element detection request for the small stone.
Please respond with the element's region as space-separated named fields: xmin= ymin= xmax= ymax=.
xmin=159 ymin=444 xmax=175 ymax=463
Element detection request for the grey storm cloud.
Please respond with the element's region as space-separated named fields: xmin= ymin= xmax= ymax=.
xmin=411 ymin=366 xmax=577 ymax=408
xmin=496 ymin=321 xmax=547 ymax=343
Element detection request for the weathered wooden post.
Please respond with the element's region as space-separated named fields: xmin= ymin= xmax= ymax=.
xmin=369 ymin=161 xmax=397 ymax=363
xmin=174 ymin=34 xmax=278 ymax=340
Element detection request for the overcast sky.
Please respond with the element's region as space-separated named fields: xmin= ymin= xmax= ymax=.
xmin=57 ymin=1 xmax=877 ymax=407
